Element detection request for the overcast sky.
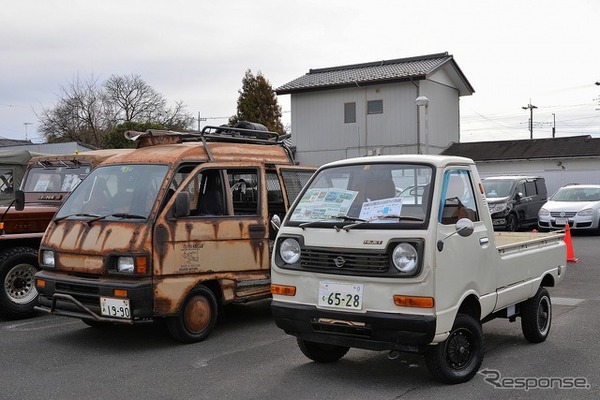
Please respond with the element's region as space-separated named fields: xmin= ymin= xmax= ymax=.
xmin=1 ymin=0 xmax=598 ymax=144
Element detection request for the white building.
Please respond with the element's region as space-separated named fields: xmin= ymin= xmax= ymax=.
xmin=276 ymin=52 xmax=474 ymax=166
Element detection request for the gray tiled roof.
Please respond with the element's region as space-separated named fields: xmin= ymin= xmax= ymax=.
xmin=276 ymin=52 xmax=472 ymax=94
xmin=441 ymin=136 xmax=600 ymax=161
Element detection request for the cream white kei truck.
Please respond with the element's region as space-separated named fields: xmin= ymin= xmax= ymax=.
xmin=270 ymin=155 xmax=567 ymax=384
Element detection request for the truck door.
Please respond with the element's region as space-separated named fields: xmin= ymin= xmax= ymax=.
xmin=434 ymin=168 xmax=497 ymax=325
xmin=154 ymin=162 xmax=269 ymax=279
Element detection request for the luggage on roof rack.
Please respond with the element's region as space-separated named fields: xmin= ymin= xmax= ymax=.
xmin=123 ymin=121 xmax=294 ymax=162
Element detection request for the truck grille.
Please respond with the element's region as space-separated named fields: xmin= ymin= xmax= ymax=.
xmin=301 ymin=248 xmax=389 ymax=274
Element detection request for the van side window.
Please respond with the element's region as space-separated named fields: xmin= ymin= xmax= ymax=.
xmin=228 ymin=169 xmax=260 ymax=216
xmin=516 ymin=182 xmax=526 ymax=197
xmin=180 ymin=169 xmax=228 ymax=217
xmin=525 ymin=181 xmax=537 ymax=196
xmin=440 ymin=169 xmax=479 ymax=225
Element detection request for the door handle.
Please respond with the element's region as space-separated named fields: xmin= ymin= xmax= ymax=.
xmin=479 ymin=237 xmax=489 ymax=246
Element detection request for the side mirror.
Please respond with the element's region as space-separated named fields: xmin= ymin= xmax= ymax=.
xmin=515 ymin=192 xmax=522 ymax=201
xmin=15 ymin=190 xmax=25 ymax=211
xmin=173 ymin=192 xmax=190 ymax=218
xmin=437 ymin=218 xmax=475 ymax=251
xmin=270 ymin=214 xmax=281 ymax=232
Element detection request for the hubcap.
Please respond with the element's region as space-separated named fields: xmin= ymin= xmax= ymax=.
xmin=446 ymin=329 xmax=473 ymax=369
xmin=537 ymin=296 xmax=551 ymax=335
xmin=5 ymin=263 xmax=38 ymax=304
xmin=183 ymin=295 xmax=212 ymax=333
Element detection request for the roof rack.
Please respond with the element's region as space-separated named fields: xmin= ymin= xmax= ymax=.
xmin=124 ymin=124 xmax=294 ymax=162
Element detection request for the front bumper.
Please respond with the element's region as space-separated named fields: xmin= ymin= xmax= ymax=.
xmin=35 ymin=270 xmax=153 ymax=324
xmin=271 ymin=301 xmax=436 ymax=353
xmin=538 ymin=215 xmax=599 ymax=230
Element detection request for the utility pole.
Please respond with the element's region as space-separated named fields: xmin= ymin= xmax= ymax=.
xmin=552 ymin=113 xmax=556 ymax=138
xmin=23 ymin=122 xmax=33 ymax=141
xmin=522 ymin=101 xmax=537 ymax=139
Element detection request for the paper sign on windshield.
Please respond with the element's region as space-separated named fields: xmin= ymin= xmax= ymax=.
xmin=359 ymin=197 xmax=403 ymax=221
xmin=290 ymin=188 xmax=358 ymax=221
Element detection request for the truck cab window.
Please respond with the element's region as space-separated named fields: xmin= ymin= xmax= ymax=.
xmin=440 ymin=170 xmax=479 ymax=224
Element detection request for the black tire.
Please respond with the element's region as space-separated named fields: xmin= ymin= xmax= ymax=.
xmin=166 ymin=285 xmax=218 ymax=343
xmin=425 ymin=314 xmax=484 ymax=384
xmin=521 ymin=286 xmax=552 ymax=343
xmin=297 ymin=338 xmax=349 ymax=363
xmin=0 ymin=247 xmax=39 ymax=320
xmin=506 ymin=214 xmax=518 ymax=232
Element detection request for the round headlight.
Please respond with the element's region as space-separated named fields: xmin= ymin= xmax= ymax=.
xmin=279 ymin=238 xmax=301 ymax=264
xmin=392 ymin=243 xmax=418 ymax=274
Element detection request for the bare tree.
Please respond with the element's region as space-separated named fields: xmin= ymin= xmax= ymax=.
xmin=38 ymin=74 xmax=106 ymax=146
xmin=103 ymin=74 xmax=166 ymax=123
xmin=38 ymin=73 xmax=194 ymax=147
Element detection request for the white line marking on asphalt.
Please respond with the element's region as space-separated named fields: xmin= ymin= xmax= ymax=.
xmin=2 ymin=318 xmax=81 ymax=331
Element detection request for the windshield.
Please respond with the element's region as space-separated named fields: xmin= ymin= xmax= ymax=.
xmin=23 ymin=164 xmax=92 ymax=193
xmin=482 ymin=180 xmax=514 ymax=198
xmin=552 ymin=187 xmax=600 ymax=202
xmin=55 ymin=164 xmax=169 ymax=220
xmin=288 ymin=163 xmax=433 ymax=227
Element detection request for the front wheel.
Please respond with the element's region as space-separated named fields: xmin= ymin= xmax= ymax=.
xmin=166 ymin=285 xmax=218 ymax=343
xmin=506 ymin=214 xmax=518 ymax=232
xmin=521 ymin=286 xmax=552 ymax=343
xmin=297 ymin=338 xmax=349 ymax=363
xmin=425 ymin=314 xmax=484 ymax=384
xmin=0 ymin=247 xmax=39 ymax=320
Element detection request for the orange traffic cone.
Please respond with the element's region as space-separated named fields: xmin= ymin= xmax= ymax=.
xmin=564 ymin=224 xmax=578 ymax=263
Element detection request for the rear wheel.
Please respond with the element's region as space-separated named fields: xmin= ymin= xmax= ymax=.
xmin=0 ymin=247 xmax=39 ymax=320
xmin=425 ymin=314 xmax=484 ymax=384
xmin=297 ymin=338 xmax=349 ymax=363
xmin=166 ymin=285 xmax=218 ymax=343
xmin=521 ymin=286 xmax=552 ymax=343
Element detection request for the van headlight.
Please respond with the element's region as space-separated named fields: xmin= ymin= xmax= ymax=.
xmin=279 ymin=238 xmax=301 ymax=264
xmin=392 ymin=243 xmax=418 ymax=274
xmin=117 ymin=256 xmax=135 ymax=273
xmin=42 ymin=250 xmax=55 ymax=268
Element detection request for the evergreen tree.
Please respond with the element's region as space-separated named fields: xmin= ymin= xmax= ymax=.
xmin=229 ymin=70 xmax=284 ymax=134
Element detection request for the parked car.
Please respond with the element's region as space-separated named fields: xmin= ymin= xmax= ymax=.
xmin=538 ymin=184 xmax=600 ymax=232
xmin=397 ymin=184 xmax=428 ymax=205
xmin=482 ymin=176 xmax=547 ymax=231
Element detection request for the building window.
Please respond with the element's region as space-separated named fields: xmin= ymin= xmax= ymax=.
xmin=367 ymin=100 xmax=383 ymax=114
xmin=344 ymin=102 xmax=356 ymax=123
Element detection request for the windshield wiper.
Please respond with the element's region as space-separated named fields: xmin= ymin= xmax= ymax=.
xmin=53 ymin=213 xmax=100 ymax=223
xmin=85 ymin=212 xmax=147 ymax=225
xmin=372 ymin=214 xmax=425 ymax=222
xmin=342 ymin=215 xmax=425 ymax=231
xmin=299 ymin=214 xmax=366 ymax=229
